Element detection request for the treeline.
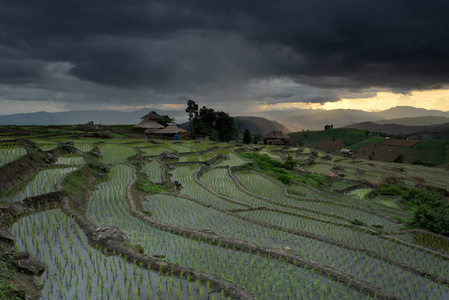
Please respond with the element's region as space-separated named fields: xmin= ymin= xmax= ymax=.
xmin=185 ymin=100 xmax=236 ymax=142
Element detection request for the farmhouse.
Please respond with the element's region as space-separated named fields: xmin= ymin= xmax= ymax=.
xmin=263 ymin=131 xmax=290 ymax=145
xmin=135 ymin=111 xmax=165 ymax=131
xmin=136 ymin=111 xmax=187 ymax=139
xmin=139 ymin=121 xmax=165 ymax=133
xmin=135 ymin=110 xmax=162 ymax=128
xmin=156 ymin=125 xmax=188 ymax=139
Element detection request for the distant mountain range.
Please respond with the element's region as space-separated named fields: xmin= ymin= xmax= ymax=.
xmin=0 ymin=109 xmax=160 ymax=125
xmin=260 ymin=106 xmax=449 ymax=131
xmin=0 ymin=109 xmax=291 ymax=136
xmin=343 ymin=121 xmax=449 ymax=135
xmin=3 ymin=106 xmax=449 ymax=135
xmin=373 ymin=116 xmax=449 ymax=126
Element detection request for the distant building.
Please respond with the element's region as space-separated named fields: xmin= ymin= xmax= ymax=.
xmin=263 ymin=131 xmax=290 ymax=145
xmin=137 ymin=111 xmax=187 ymax=139
xmin=341 ymin=149 xmax=352 ymax=155
xmin=135 ymin=111 xmax=165 ymax=133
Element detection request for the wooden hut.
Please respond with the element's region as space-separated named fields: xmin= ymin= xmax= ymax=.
xmin=135 ymin=111 xmax=164 ymax=129
xmin=156 ymin=125 xmax=188 ymax=139
xmin=263 ymin=131 xmax=290 ymax=145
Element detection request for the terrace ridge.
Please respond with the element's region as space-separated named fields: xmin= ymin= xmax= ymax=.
xmin=128 ymin=163 xmax=401 ymax=299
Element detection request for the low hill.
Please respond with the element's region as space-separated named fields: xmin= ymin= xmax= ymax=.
xmin=283 ymin=109 xmax=377 ymax=130
xmin=180 ymin=116 xmax=291 ymax=135
xmin=0 ymin=109 xmax=187 ymax=125
xmin=290 ymin=127 xmax=449 ymax=166
xmin=343 ymin=121 xmax=449 ymax=136
xmin=372 ymin=106 xmax=449 ymax=120
xmin=374 ymin=116 xmax=449 ymax=126
xmin=234 ymin=116 xmax=290 ymax=134
xmin=261 ymin=106 xmax=449 ymax=131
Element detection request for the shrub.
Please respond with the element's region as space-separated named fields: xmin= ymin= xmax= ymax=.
xmin=299 ymin=173 xmax=325 ymax=187
xmin=377 ymin=183 xmax=406 ymax=197
xmin=277 ymin=174 xmax=294 ymax=184
xmin=284 ymin=155 xmax=298 ymax=170
xmin=402 ymin=187 xmax=449 ymax=237
xmin=350 ymin=219 xmax=366 ymax=226
xmin=393 ymin=154 xmax=404 ymax=163
xmin=240 ymin=152 xmax=299 ymax=185
xmin=412 ymin=160 xmax=435 ymax=167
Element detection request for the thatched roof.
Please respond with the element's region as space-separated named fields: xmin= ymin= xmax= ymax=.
xmin=263 ymin=131 xmax=290 ymax=140
xmin=140 ymin=111 xmax=161 ymax=120
xmin=135 ymin=119 xmax=165 ymax=129
xmin=157 ymin=125 xmax=188 ymax=134
xmin=144 ymin=128 xmax=161 ymax=134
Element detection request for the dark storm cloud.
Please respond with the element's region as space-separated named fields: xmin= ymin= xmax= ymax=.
xmin=1 ymin=0 xmax=449 ymax=104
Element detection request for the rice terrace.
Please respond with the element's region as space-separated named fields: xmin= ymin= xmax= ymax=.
xmin=1 ymin=124 xmax=449 ymax=300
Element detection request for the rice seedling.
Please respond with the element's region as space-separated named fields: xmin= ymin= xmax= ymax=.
xmin=5 ymin=137 xmax=449 ymax=299
xmin=233 ymin=170 xmax=401 ymax=229
xmin=86 ymin=163 xmax=363 ymax=299
xmin=1 ymin=167 xmax=77 ymax=202
xmin=171 ymin=164 xmax=245 ymax=210
xmin=55 ymin=155 xmax=85 ymax=166
xmin=214 ymin=151 xmax=250 ymax=167
xmin=30 ymin=139 xmax=58 ymax=151
xmin=138 ymin=146 xmax=172 ymax=156
xmin=0 ymin=144 xmax=27 ymax=166
xmin=10 ymin=209 xmax=212 ymax=299
xmin=96 ymin=143 xmax=135 ymax=164
xmin=141 ymin=159 xmax=163 ymax=183
xmin=238 ymin=209 xmax=449 ymax=281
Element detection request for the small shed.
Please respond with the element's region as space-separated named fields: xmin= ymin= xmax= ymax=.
xmin=156 ymin=125 xmax=188 ymax=139
xmin=263 ymin=131 xmax=290 ymax=145
xmin=340 ymin=149 xmax=353 ymax=155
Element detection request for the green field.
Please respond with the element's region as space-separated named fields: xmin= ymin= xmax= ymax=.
xmin=290 ymin=128 xmax=449 ymax=166
xmin=295 ymin=128 xmax=368 ymax=147
xmin=1 ymin=129 xmax=449 ymax=299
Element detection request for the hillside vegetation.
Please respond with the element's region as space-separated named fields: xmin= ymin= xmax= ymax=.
xmin=291 ymin=128 xmax=449 ymax=167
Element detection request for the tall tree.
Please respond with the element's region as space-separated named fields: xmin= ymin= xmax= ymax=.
xmin=243 ymin=129 xmax=251 ymax=144
xmin=215 ymin=111 xmax=235 ymax=142
xmin=156 ymin=115 xmax=175 ymax=126
xmin=185 ymin=99 xmax=198 ymax=136
xmin=185 ymin=100 xmax=237 ymax=142
xmin=199 ymin=106 xmax=216 ymax=128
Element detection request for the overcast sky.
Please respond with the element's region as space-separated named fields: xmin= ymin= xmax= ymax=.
xmin=1 ymin=0 xmax=449 ymax=116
